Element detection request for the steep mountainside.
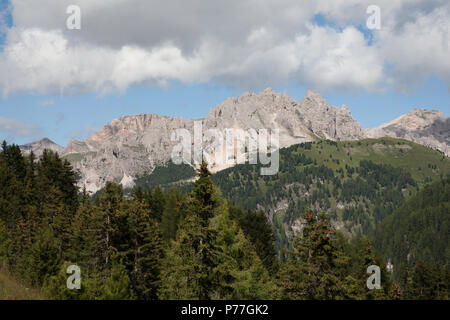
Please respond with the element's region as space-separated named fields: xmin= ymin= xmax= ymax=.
xmin=20 ymin=89 xmax=449 ymax=193
xmin=372 ymin=178 xmax=450 ymax=271
xmin=135 ymin=138 xmax=450 ymax=250
xmin=366 ymin=109 xmax=450 ymax=157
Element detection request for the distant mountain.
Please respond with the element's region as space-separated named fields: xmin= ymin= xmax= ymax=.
xmin=366 ymin=109 xmax=450 ymax=157
xmin=20 ymin=89 xmax=449 ymax=193
xmin=20 ymin=138 xmax=64 ymax=157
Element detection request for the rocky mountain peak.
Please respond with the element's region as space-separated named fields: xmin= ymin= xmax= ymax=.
xmin=366 ymin=108 xmax=449 ymax=156
xmin=304 ymin=90 xmax=327 ymax=105
xmin=20 ymin=138 xmax=64 ymax=157
xmin=377 ymin=108 xmax=444 ymax=131
xmin=19 ymin=89 xmax=449 ymax=193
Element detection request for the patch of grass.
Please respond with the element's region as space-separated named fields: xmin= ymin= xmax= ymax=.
xmin=62 ymin=151 xmax=97 ymax=163
xmin=0 ymin=268 xmax=44 ymax=300
xmin=301 ymin=138 xmax=450 ymax=185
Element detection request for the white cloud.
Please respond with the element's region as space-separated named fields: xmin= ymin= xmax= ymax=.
xmin=0 ymin=0 xmax=448 ymax=95
xmin=377 ymin=4 xmax=450 ymax=92
xmin=292 ymin=25 xmax=384 ymax=91
xmin=0 ymin=116 xmax=42 ymax=137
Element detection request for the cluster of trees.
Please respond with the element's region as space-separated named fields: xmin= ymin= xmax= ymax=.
xmin=397 ymin=260 xmax=449 ymax=300
xmin=373 ymin=177 xmax=450 ymax=292
xmin=211 ymin=143 xmax=418 ymax=243
xmin=134 ymin=161 xmax=195 ymax=191
xmin=0 ymin=141 xmax=447 ymax=299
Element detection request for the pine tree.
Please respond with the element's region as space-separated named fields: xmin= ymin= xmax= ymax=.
xmin=229 ymin=206 xmax=278 ymax=274
xmin=26 ymin=227 xmax=61 ymax=286
xmin=213 ymin=206 xmax=279 ymax=299
xmin=96 ymin=182 xmax=124 ymax=267
xmin=0 ymin=156 xmax=22 ymax=228
xmin=43 ymin=261 xmax=96 ymax=300
xmin=36 ymin=150 xmax=78 ymax=214
xmin=148 ymin=187 xmax=165 ymax=222
xmin=160 ymin=188 xmax=183 ymax=241
xmin=159 ymin=162 xmax=277 ymax=299
xmin=122 ymin=199 xmax=165 ymax=299
xmin=410 ymin=260 xmax=435 ymax=299
xmin=1 ymin=141 xmax=27 ymax=182
xmin=159 ymin=211 xmax=221 ymax=299
xmin=353 ymin=238 xmax=389 ymax=299
xmin=101 ymin=253 xmax=135 ymax=300
xmin=191 ymin=161 xmax=217 ymax=223
xmin=0 ymin=220 xmax=11 ymax=266
xmin=279 ymin=209 xmax=354 ymax=299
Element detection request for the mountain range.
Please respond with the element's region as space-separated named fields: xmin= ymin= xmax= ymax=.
xmin=20 ymin=89 xmax=449 ymax=193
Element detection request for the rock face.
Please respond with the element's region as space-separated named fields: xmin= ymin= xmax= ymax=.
xmin=70 ymin=114 xmax=195 ymax=193
xmin=20 ymin=138 xmax=64 ymax=157
xmin=365 ymin=109 xmax=450 ymax=157
xmin=19 ymin=89 xmax=449 ymax=193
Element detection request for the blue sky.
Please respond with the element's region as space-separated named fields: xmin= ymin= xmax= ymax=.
xmin=0 ymin=0 xmax=449 ymax=146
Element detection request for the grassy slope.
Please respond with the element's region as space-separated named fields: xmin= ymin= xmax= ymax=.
xmin=294 ymin=138 xmax=449 ymax=184
xmin=134 ymin=138 xmax=450 ymax=200
xmin=0 ymin=269 xmax=43 ymax=300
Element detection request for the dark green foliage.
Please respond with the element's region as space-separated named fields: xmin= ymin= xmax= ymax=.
xmin=0 ymin=140 xmax=447 ymax=300
xmin=372 ymin=178 xmax=450 ymax=269
xmin=229 ymin=206 xmax=278 ymax=274
xmin=159 ymin=162 xmax=277 ymax=299
xmin=159 ymin=162 xmax=223 ymax=299
xmin=121 ymin=199 xmax=165 ymax=299
xmin=101 ymin=254 xmax=135 ymax=300
xmin=207 ymin=139 xmax=445 ymax=249
xmin=279 ymin=210 xmax=357 ymax=299
xmin=26 ymin=227 xmax=61 ymax=286
xmin=1 ymin=141 xmax=27 ymax=181
xmin=147 ymin=186 xmax=165 ymax=222
xmin=134 ymin=161 xmax=195 ymax=190
xmin=160 ymin=188 xmax=183 ymax=241
xmin=399 ymin=260 xmax=449 ymax=299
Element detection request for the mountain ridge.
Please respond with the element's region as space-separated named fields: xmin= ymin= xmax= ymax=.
xmin=19 ymin=89 xmax=449 ymax=193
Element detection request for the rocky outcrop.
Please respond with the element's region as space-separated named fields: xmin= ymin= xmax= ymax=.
xmin=20 ymin=90 xmax=449 ymax=193
xmin=365 ymin=109 xmax=450 ymax=156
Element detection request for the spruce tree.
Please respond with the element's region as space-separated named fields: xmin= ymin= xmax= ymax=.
xmin=159 ymin=162 xmax=222 ymax=299
xmin=148 ymin=186 xmax=165 ymax=222
xmin=279 ymin=209 xmax=354 ymax=299
xmin=160 ymin=188 xmax=183 ymax=241
xmin=101 ymin=253 xmax=135 ymax=300
xmin=122 ymin=199 xmax=165 ymax=299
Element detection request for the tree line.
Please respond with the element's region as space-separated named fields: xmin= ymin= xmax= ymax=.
xmin=0 ymin=141 xmax=447 ymax=299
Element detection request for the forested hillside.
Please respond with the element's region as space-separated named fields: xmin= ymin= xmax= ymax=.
xmin=373 ymin=177 xmax=449 ymax=267
xmin=372 ymin=178 xmax=450 ymax=299
xmin=0 ymin=141 xmax=448 ymax=299
xmin=136 ymin=138 xmax=450 ymax=250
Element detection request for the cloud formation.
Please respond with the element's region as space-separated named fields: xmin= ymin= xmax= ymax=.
xmin=0 ymin=116 xmax=42 ymax=137
xmin=0 ymin=0 xmax=448 ymax=95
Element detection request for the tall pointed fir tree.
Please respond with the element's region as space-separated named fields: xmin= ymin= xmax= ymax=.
xmin=279 ymin=209 xmax=355 ymax=300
